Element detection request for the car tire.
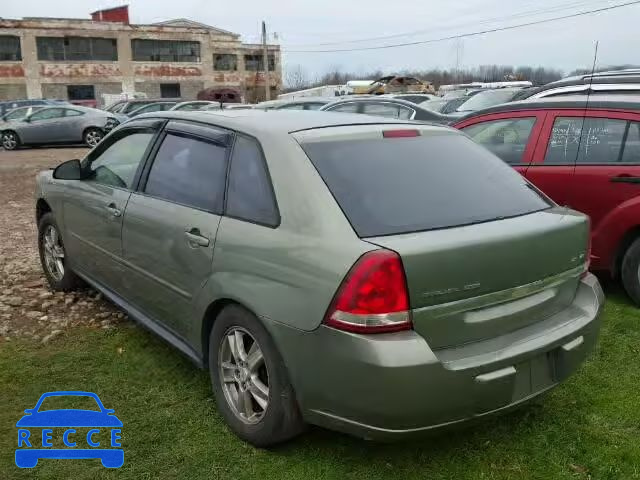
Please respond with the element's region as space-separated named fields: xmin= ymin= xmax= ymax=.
xmin=209 ymin=304 xmax=304 ymax=447
xmin=621 ymin=237 xmax=640 ymax=305
xmin=38 ymin=212 xmax=82 ymax=292
xmin=2 ymin=131 xmax=20 ymax=150
xmin=84 ymin=128 xmax=103 ymax=148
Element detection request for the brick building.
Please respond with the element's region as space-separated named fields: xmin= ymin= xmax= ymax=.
xmin=0 ymin=6 xmax=281 ymax=105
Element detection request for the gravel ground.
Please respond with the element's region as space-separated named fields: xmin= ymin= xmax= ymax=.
xmin=0 ymin=147 xmax=129 ymax=344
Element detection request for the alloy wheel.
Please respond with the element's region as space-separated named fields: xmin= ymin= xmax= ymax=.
xmin=85 ymin=130 xmax=103 ymax=147
xmin=2 ymin=132 xmax=17 ymax=150
xmin=218 ymin=327 xmax=269 ymax=424
xmin=42 ymin=225 xmax=65 ymax=282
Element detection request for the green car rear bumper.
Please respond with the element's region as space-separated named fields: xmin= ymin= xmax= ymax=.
xmin=266 ymin=273 xmax=603 ymax=440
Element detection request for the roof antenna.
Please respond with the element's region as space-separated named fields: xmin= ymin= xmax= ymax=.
xmin=572 ymin=40 xmax=599 ymax=176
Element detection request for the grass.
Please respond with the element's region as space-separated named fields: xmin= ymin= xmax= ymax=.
xmin=1 ymin=282 xmax=639 ymax=480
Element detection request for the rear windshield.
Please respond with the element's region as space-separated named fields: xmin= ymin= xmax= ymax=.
xmin=301 ymin=132 xmax=550 ymax=237
xmin=456 ymin=89 xmax=520 ymax=112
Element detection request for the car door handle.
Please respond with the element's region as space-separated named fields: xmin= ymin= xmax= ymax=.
xmin=610 ymin=176 xmax=640 ymax=184
xmin=104 ymin=203 xmax=122 ymax=217
xmin=184 ymin=229 xmax=210 ymax=247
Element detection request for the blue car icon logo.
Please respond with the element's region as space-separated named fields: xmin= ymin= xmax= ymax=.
xmin=16 ymin=391 xmax=123 ymax=468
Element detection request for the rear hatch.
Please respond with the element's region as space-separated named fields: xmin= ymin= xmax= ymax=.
xmin=297 ymin=125 xmax=589 ymax=349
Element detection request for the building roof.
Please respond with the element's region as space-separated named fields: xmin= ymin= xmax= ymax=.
xmin=455 ymin=95 xmax=640 ymax=120
xmin=90 ymin=5 xmax=129 ymax=15
xmin=152 ymin=18 xmax=238 ymax=36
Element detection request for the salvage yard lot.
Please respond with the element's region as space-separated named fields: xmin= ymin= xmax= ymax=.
xmin=0 ymin=148 xmax=639 ymax=479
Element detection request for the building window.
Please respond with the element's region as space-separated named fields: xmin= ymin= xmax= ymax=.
xmin=244 ymin=54 xmax=276 ymax=71
xmin=67 ymin=85 xmax=96 ymax=101
xmin=36 ymin=37 xmax=117 ymax=61
xmin=214 ymin=54 xmax=238 ymax=71
xmin=131 ymin=39 xmax=201 ymax=62
xmin=160 ymin=83 xmax=181 ymax=98
xmin=0 ymin=36 xmax=21 ymax=61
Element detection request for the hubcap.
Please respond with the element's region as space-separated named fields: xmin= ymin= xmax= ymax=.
xmin=42 ymin=225 xmax=65 ymax=281
xmin=86 ymin=130 xmax=102 ymax=147
xmin=218 ymin=327 xmax=269 ymax=424
xmin=2 ymin=133 xmax=16 ymax=149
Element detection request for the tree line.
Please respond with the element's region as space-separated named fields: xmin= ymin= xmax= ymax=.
xmin=284 ymin=64 xmax=639 ymax=92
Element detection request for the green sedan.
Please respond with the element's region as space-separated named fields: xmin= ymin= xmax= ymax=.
xmin=34 ymin=110 xmax=603 ymax=446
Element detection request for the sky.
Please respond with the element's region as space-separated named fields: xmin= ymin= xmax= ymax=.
xmin=3 ymin=0 xmax=639 ymax=80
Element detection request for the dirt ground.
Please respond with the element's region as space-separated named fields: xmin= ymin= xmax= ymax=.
xmin=0 ymin=147 xmax=128 ymax=344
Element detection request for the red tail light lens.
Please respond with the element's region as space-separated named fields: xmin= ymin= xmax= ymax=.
xmin=324 ymin=250 xmax=412 ymax=334
xmin=382 ymin=129 xmax=420 ymax=138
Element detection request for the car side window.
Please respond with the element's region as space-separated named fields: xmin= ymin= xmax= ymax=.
xmin=29 ymin=108 xmax=66 ymax=121
xmin=544 ymin=117 xmax=627 ymax=165
xmin=462 ymin=117 xmax=536 ymax=165
xmin=5 ymin=108 xmax=28 ymax=120
xmin=226 ymin=135 xmax=279 ymax=226
xmin=328 ymin=103 xmax=359 ymax=113
xmin=279 ymin=103 xmax=305 ymax=110
xmin=621 ymin=121 xmax=640 ymax=164
xmin=84 ymin=131 xmax=155 ymax=189
xmin=305 ymin=103 xmax=324 ymax=110
xmin=144 ymin=133 xmax=228 ymax=213
xmin=64 ymin=109 xmax=84 ymax=117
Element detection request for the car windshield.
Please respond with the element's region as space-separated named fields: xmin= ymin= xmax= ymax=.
xmin=176 ymin=103 xmax=208 ymax=111
xmin=456 ymin=89 xmax=520 ymax=112
xmin=104 ymin=102 xmax=124 ymax=113
xmin=38 ymin=395 xmax=101 ymax=412
xmin=420 ymin=99 xmax=447 ymax=111
xmin=301 ymin=130 xmax=550 ymax=237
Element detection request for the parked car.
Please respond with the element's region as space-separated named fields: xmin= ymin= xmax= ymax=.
xmin=320 ymin=97 xmax=453 ymax=123
xmin=0 ymin=105 xmax=45 ymax=124
xmin=421 ymin=96 xmax=469 ymax=114
xmin=214 ymin=103 xmax=254 ymax=110
xmin=0 ymin=99 xmax=67 ymax=117
xmin=448 ymin=88 xmax=524 ymax=117
xmin=35 ymin=110 xmax=601 ymax=446
xmin=454 ymin=95 xmax=640 ymax=303
xmin=1 ymin=105 xmax=121 ymax=150
xmin=255 ymin=97 xmax=331 ymax=111
xmin=104 ymin=98 xmax=181 ymax=115
xmin=127 ymin=102 xmax=179 ymax=118
xmin=514 ymin=69 xmax=640 ymax=100
xmin=170 ymin=101 xmax=218 ymax=112
xmin=383 ymin=93 xmax=439 ymax=104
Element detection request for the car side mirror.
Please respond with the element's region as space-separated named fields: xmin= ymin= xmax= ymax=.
xmin=53 ymin=159 xmax=82 ymax=180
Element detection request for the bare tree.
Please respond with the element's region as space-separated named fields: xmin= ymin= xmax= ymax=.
xmin=284 ymin=64 xmax=310 ymax=92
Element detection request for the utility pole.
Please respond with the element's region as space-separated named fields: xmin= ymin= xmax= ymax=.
xmin=262 ymin=21 xmax=271 ymax=101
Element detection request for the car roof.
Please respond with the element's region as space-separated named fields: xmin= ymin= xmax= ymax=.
xmin=257 ymin=97 xmax=330 ymax=108
xmin=322 ymin=96 xmax=430 ymax=110
xmin=455 ymin=95 xmax=640 ymax=119
xmin=540 ymin=72 xmax=640 ymax=90
xmin=134 ymin=109 xmax=441 ymax=135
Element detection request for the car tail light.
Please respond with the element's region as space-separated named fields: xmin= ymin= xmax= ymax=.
xmin=324 ymin=250 xmax=412 ymax=333
xmin=382 ymin=129 xmax=420 ymax=138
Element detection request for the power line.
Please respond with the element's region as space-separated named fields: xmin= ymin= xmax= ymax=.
xmin=285 ymin=0 xmax=610 ymax=47
xmin=284 ymin=0 xmax=640 ymax=53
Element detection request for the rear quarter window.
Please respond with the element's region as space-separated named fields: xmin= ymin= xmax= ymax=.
xmin=301 ymin=131 xmax=551 ymax=237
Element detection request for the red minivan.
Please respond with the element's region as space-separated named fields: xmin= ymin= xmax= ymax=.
xmin=454 ymin=96 xmax=640 ymax=303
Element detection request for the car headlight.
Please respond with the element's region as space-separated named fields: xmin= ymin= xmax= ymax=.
xmin=105 ymin=117 xmax=120 ymax=130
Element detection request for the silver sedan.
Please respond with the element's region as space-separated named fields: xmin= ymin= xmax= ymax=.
xmin=1 ymin=105 xmax=124 ymax=150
